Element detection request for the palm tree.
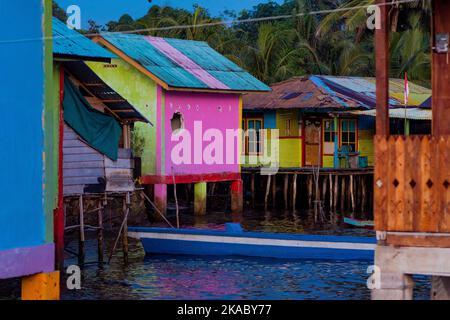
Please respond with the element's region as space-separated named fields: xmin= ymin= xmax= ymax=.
xmin=390 ymin=12 xmax=430 ymax=86
xmin=316 ymin=0 xmax=431 ymax=36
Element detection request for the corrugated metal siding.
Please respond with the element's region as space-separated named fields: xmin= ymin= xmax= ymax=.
xmin=318 ymin=76 xmax=431 ymax=108
xmin=352 ymin=108 xmax=432 ymax=120
xmin=243 ymin=77 xmax=359 ymax=110
xmin=53 ymin=17 xmax=115 ymax=60
xmin=101 ymin=33 xmax=270 ymax=92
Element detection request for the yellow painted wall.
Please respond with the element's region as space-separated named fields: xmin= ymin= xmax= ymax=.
xmin=87 ymin=59 xmax=157 ymax=175
xmin=358 ymin=129 xmax=375 ymax=166
xmin=277 ymin=109 xmax=302 ymax=167
xmin=323 ymin=155 xmax=334 ymax=168
xmin=243 ymin=112 xmax=375 ymax=169
xmin=279 ymin=138 xmax=302 ymax=167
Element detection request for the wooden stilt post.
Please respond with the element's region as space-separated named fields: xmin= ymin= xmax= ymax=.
xmin=122 ymin=192 xmax=130 ymax=265
xmin=251 ymin=173 xmax=255 ymax=208
xmin=292 ymin=174 xmax=297 ymax=213
xmin=264 ymin=175 xmax=271 ymax=211
xmin=333 ymin=175 xmax=338 ymax=221
xmin=185 ymin=184 xmax=191 ymax=202
xmin=283 ymin=174 xmax=289 ymax=209
xmin=272 ymin=174 xmax=277 ymax=207
xmin=322 ymin=175 xmax=327 ymax=206
xmin=231 ymin=180 xmax=244 ymax=213
xmin=307 ymin=175 xmax=313 ymax=209
xmin=340 ymin=176 xmax=346 ymax=214
xmin=361 ymin=175 xmax=367 ymax=218
xmin=97 ymin=199 xmax=104 ymax=264
xmin=329 ymin=174 xmax=333 ymax=220
xmin=350 ymin=175 xmax=355 ymax=216
xmin=78 ymin=194 xmax=85 ymax=265
xmin=194 ymin=182 xmax=207 ymax=216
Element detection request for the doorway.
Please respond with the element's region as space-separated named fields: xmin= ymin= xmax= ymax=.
xmin=304 ymin=118 xmax=322 ymax=167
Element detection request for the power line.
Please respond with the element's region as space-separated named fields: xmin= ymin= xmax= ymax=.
xmin=0 ymin=0 xmax=427 ymax=44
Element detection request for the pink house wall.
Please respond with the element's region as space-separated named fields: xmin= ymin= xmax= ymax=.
xmin=162 ymin=89 xmax=241 ymax=176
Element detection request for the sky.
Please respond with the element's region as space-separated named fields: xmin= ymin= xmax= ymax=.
xmin=55 ymin=0 xmax=284 ymax=27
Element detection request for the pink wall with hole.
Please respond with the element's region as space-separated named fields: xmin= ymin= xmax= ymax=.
xmin=163 ymin=90 xmax=241 ymax=176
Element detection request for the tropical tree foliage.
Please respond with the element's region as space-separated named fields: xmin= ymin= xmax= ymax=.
xmin=53 ymin=0 xmax=431 ymax=86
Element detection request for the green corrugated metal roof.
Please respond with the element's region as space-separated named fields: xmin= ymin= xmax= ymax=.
xmin=53 ymin=17 xmax=115 ymax=61
xmin=100 ymin=33 xmax=270 ymax=92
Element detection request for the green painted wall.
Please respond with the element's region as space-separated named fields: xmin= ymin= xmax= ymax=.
xmin=43 ymin=62 xmax=60 ymax=242
xmin=87 ymin=59 xmax=157 ymax=175
xmin=43 ymin=2 xmax=55 ymax=242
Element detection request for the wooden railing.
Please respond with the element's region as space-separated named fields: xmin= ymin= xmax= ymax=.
xmin=374 ymin=135 xmax=450 ymax=233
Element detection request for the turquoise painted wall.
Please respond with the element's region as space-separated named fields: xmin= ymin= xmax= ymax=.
xmin=0 ymin=0 xmax=53 ymax=250
xmin=87 ymin=59 xmax=157 ymax=175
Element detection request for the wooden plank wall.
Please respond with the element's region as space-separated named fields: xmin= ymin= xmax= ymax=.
xmin=63 ymin=125 xmax=105 ymax=195
xmin=375 ymin=136 xmax=450 ymax=233
xmin=105 ymin=149 xmax=135 ymax=193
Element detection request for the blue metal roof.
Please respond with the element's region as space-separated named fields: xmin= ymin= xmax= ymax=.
xmin=100 ymin=33 xmax=270 ymax=92
xmin=53 ymin=17 xmax=115 ymax=61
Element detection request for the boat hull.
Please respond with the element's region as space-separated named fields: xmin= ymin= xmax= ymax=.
xmin=129 ymin=225 xmax=376 ymax=261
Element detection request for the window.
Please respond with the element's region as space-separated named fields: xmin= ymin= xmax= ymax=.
xmin=323 ymin=119 xmax=337 ymax=155
xmin=323 ymin=119 xmax=336 ymax=143
xmin=340 ymin=119 xmax=357 ymax=152
xmin=243 ymin=118 xmax=263 ymax=155
xmin=284 ymin=119 xmax=291 ymax=136
xmin=171 ymin=112 xmax=184 ymax=132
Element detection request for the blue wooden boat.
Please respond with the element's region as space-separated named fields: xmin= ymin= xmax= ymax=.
xmin=128 ymin=223 xmax=376 ymax=261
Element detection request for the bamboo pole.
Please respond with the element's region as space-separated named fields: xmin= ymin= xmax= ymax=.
xmin=97 ymin=199 xmax=104 ymax=264
xmin=122 ymin=192 xmax=130 ymax=265
xmin=172 ymin=171 xmax=180 ymax=229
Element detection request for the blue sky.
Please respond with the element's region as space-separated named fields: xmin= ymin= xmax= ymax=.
xmin=55 ymin=0 xmax=284 ymax=27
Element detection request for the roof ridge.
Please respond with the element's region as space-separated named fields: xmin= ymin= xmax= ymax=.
xmin=269 ymin=76 xmax=309 ymax=87
xmin=101 ymin=32 xmax=209 ymax=45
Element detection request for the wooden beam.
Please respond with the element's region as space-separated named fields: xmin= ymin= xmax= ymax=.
xmin=375 ymin=0 xmax=390 ymax=136
xmin=99 ymin=99 xmax=126 ymax=103
xmin=140 ymin=172 xmax=241 ymax=185
xmin=432 ymin=0 xmax=450 ymax=135
xmin=92 ymin=36 xmax=170 ymax=90
xmin=66 ymin=72 xmax=123 ymax=122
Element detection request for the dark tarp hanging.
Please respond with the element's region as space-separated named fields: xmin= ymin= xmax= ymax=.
xmin=63 ymin=77 xmax=122 ymax=161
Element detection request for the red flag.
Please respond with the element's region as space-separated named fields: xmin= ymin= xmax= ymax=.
xmin=404 ymin=72 xmax=409 ymax=105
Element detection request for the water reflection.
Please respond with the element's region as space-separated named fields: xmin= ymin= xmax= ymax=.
xmin=59 ymin=209 xmax=430 ymax=300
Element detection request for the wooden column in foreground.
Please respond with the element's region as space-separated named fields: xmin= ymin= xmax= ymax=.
xmin=432 ymin=0 xmax=450 ymax=135
xmin=375 ymin=0 xmax=390 ymax=137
